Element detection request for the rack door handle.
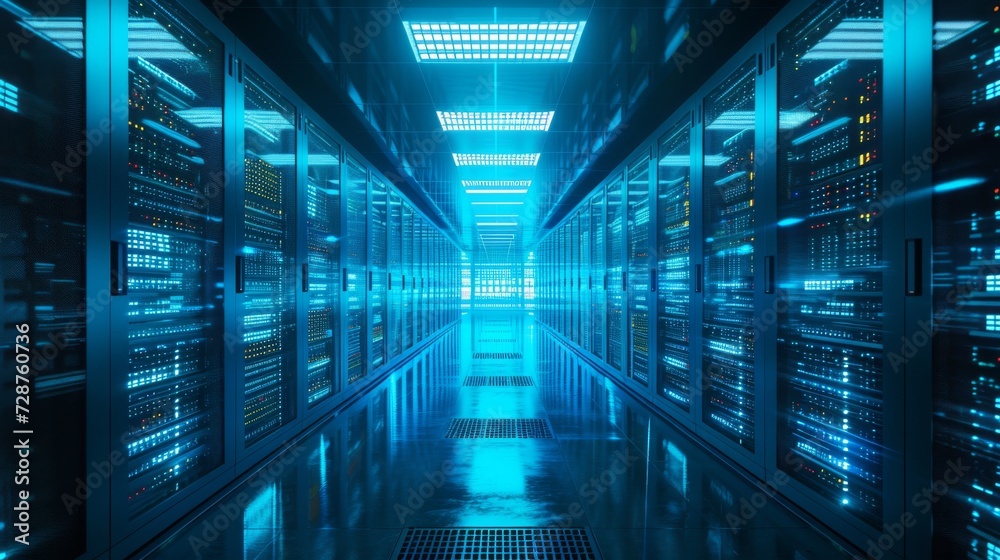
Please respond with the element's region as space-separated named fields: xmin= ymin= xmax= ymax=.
xmin=302 ymin=263 xmax=309 ymax=293
xmin=388 ymin=272 xmax=392 ymax=291
xmin=651 ymin=268 xmax=657 ymax=293
xmin=694 ymin=264 xmax=703 ymax=293
xmin=764 ymin=256 xmax=775 ymax=295
xmin=235 ymin=255 xmax=246 ymax=294
xmin=111 ymin=241 xmax=127 ymax=296
xmin=906 ymin=239 xmax=923 ymax=296
xmin=368 ymin=270 xmax=373 ymax=292
xmin=402 ymin=274 xmax=406 ymax=291
xmin=342 ymin=267 xmax=348 ymax=292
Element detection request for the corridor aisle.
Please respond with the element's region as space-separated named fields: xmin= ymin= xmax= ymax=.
xmin=141 ymin=313 xmax=856 ymax=559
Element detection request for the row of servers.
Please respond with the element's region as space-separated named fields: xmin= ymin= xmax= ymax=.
xmin=0 ymin=0 xmax=461 ymax=558
xmin=535 ymin=0 xmax=999 ymax=558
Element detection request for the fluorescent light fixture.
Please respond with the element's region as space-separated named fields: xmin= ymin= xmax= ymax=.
xmin=466 ymin=189 xmax=529 ymax=194
xmin=779 ymin=111 xmax=818 ymax=129
xmin=475 ymin=214 xmax=519 ymax=218
xmin=478 ymin=222 xmax=518 ymax=227
xmin=0 ymin=78 xmax=18 ymax=113
xmin=471 ymin=201 xmax=524 ymax=205
xmin=463 ymin=180 xmax=532 ymax=188
xmin=402 ymin=22 xmax=587 ymax=62
xmin=438 ymin=111 xmax=554 ymax=131
xmin=933 ymin=21 xmax=985 ymax=50
xmin=802 ymin=19 xmax=882 ymax=60
xmin=453 ymin=153 xmax=540 ymax=166
xmin=137 ymin=57 xmax=196 ymax=99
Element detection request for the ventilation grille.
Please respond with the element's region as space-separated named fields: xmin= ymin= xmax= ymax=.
xmin=473 ymin=352 xmax=523 ymax=360
xmin=463 ymin=376 xmax=534 ymax=387
xmin=477 ymin=338 xmax=517 ymax=343
xmin=395 ymin=528 xmax=600 ymax=559
xmin=444 ymin=418 xmax=553 ymax=439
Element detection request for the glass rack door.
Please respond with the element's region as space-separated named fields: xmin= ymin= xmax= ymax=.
xmin=591 ymin=192 xmax=606 ymax=360
xmin=388 ymin=190 xmax=402 ymax=359
xmin=122 ymin=0 xmax=226 ymax=515
xmin=627 ymin=156 xmax=651 ymax=387
xmin=370 ymin=177 xmax=387 ymax=370
xmin=344 ymin=157 xmax=367 ymax=384
xmin=240 ymin=65 xmax=297 ymax=446
xmin=656 ymin=117 xmax=692 ymax=409
xmin=775 ymin=0 xmax=886 ymax=529
xmin=930 ymin=1 xmax=1000 ymax=556
xmin=305 ymin=123 xmax=340 ymax=407
xmin=607 ymin=178 xmax=625 ymax=372
xmin=702 ymin=58 xmax=758 ymax=452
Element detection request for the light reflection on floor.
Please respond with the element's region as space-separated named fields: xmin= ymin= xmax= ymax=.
xmin=142 ymin=312 xmax=856 ymax=559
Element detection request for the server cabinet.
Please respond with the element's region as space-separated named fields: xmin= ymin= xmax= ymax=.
xmin=656 ymin=114 xmax=694 ymax=411
xmin=369 ymin=176 xmax=387 ymax=371
xmin=415 ymin=216 xmax=425 ymax=343
xmin=591 ymin=191 xmax=607 ymax=360
xmin=928 ymin=2 xmax=1000 ymax=558
xmin=402 ymin=203 xmax=414 ymax=350
xmin=388 ymin=190 xmax=403 ymax=359
xmin=606 ymin=177 xmax=625 ymax=373
xmin=237 ymin=63 xmax=299 ymax=450
xmin=700 ymin=51 xmax=764 ymax=462
xmin=1 ymin=0 xmax=89 ymax=555
xmin=109 ymin=0 xmax=231 ymax=541
xmin=571 ymin=215 xmax=580 ymax=343
xmin=344 ymin=156 xmax=367 ymax=385
xmin=626 ymin=154 xmax=653 ymax=388
xmin=304 ymin=122 xmax=340 ymax=407
xmin=581 ymin=206 xmax=592 ymax=353
xmin=772 ymin=0 xmax=901 ymax=547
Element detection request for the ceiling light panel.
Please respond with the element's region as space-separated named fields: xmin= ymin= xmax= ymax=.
xmin=403 ymin=22 xmax=586 ymax=62
xmin=465 ymin=189 xmax=529 ymax=194
xmin=462 ymin=180 xmax=532 ymax=188
xmin=453 ymin=153 xmax=540 ymax=166
xmin=438 ymin=111 xmax=554 ymax=131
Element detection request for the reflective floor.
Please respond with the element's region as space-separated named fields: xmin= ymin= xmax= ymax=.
xmin=142 ymin=312 xmax=857 ymax=559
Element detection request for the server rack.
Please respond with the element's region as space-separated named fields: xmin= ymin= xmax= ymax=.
xmin=1 ymin=0 xmax=90 ymax=556
xmin=402 ymin=202 xmax=414 ymax=350
xmin=655 ymin=113 xmax=694 ymax=413
xmin=344 ymin=156 xmax=368 ymax=386
xmin=606 ymin=177 xmax=625 ymax=372
xmin=304 ymin=123 xmax=341 ymax=408
xmin=369 ymin=176 xmax=387 ymax=371
xmin=388 ymin=189 xmax=403 ymax=360
xmin=591 ymin=191 xmax=607 ymax=360
xmin=626 ymin=153 xmax=654 ymax=388
xmin=580 ymin=206 xmax=592 ymax=354
xmin=927 ymin=1 xmax=1000 ymax=558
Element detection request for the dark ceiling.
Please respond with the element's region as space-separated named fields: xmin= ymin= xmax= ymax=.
xmin=202 ymin=0 xmax=789 ymax=260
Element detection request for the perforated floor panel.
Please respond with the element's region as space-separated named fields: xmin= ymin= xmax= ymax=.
xmin=393 ymin=527 xmax=601 ymax=559
xmin=444 ymin=418 xmax=553 ymax=439
xmin=463 ymin=376 xmax=534 ymax=387
xmin=473 ymin=352 xmax=523 ymax=360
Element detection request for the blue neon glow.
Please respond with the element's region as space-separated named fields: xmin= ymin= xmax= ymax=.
xmin=713 ymin=171 xmax=747 ymax=187
xmin=933 ymin=177 xmax=986 ymax=193
xmin=403 ymin=21 xmax=587 ymax=62
xmin=791 ymin=117 xmax=851 ymax=146
xmin=140 ymin=119 xmax=202 ymax=150
xmin=136 ymin=57 xmax=195 ymax=99
xmin=802 ymin=19 xmax=883 ymax=61
xmin=778 ymin=217 xmax=805 ymax=227
xmin=933 ymin=21 xmax=985 ymax=50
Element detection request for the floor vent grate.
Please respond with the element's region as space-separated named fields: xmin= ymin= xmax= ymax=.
xmin=395 ymin=527 xmax=600 ymax=559
xmin=463 ymin=376 xmax=534 ymax=387
xmin=473 ymin=352 xmax=523 ymax=360
xmin=444 ymin=418 xmax=553 ymax=439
